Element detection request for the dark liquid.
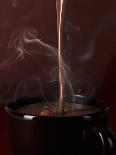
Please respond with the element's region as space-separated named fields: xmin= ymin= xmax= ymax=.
xmin=56 ymin=0 xmax=67 ymax=114
xmin=17 ymin=102 xmax=100 ymax=117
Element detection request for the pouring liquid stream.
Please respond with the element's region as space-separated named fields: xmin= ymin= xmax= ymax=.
xmin=56 ymin=0 xmax=67 ymax=115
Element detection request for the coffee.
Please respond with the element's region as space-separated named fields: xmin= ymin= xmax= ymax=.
xmin=16 ymin=102 xmax=100 ymax=117
xmin=56 ymin=0 xmax=68 ymax=114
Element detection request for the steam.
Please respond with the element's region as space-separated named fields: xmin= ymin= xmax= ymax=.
xmin=49 ymin=58 xmax=75 ymax=111
xmin=0 ymin=26 xmax=57 ymax=70
xmin=79 ymin=24 xmax=105 ymax=62
xmin=11 ymin=0 xmax=18 ymax=7
xmin=67 ymin=22 xmax=80 ymax=32
xmin=8 ymin=26 xmax=56 ymax=58
xmin=7 ymin=26 xmax=75 ymax=109
xmin=0 ymin=22 xmax=94 ymax=108
xmin=14 ymin=77 xmax=48 ymax=103
xmin=80 ymin=11 xmax=116 ymax=62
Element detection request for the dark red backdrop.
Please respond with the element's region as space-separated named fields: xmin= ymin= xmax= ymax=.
xmin=0 ymin=0 xmax=116 ymax=154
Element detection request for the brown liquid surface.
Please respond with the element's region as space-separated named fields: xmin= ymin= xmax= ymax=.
xmin=17 ymin=102 xmax=100 ymax=117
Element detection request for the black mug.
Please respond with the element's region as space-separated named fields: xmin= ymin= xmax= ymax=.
xmin=5 ymin=95 xmax=116 ymax=155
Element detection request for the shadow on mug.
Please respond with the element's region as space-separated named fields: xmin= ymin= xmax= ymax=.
xmin=5 ymin=94 xmax=116 ymax=155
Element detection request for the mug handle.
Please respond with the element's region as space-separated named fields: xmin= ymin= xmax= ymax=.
xmin=83 ymin=127 xmax=116 ymax=155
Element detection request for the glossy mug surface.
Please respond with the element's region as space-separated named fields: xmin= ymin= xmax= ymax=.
xmin=5 ymin=95 xmax=116 ymax=155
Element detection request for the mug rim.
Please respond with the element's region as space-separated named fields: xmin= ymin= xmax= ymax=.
xmin=5 ymin=94 xmax=109 ymax=121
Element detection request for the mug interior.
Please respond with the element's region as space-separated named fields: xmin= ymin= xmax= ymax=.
xmin=5 ymin=94 xmax=109 ymax=120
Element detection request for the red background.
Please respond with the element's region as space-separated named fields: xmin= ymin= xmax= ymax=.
xmin=0 ymin=0 xmax=116 ymax=154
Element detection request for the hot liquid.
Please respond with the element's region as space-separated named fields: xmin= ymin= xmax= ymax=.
xmin=17 ymin=102 xmax=100 ymax=117
xmin=56 ymin=0 xmax=67 ymax=114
